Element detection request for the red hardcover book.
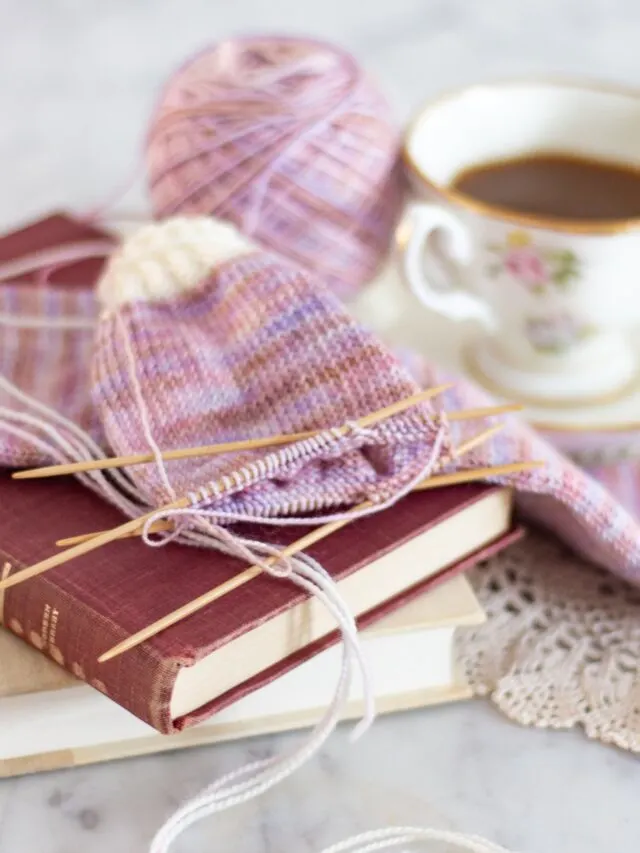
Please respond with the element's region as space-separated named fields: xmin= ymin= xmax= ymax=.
xmin=0 ymin=211 xmax=114 ymax=287
xmin=0 ymin=472 xmax=521 ymax=734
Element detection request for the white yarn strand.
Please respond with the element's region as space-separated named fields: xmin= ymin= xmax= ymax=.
xmin=150 ymin=552 xmax=372 ymax=853
xmin=0 ymin=373 xmax=149 ymax=515
xmin=0 ymin=371 xmax=145 ymax=501
xmin=0 ymin=408 xmax=145 ymax=518
xmin=115 ymin=311 xmax=179 ymax=502
xmin=319 ymin=827 xmax=518 ymax=853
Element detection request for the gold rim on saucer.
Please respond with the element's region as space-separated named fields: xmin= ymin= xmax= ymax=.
xmin=463 ymin=343 xmax=640 ymax=424
xmin=528 ymin=413 xmax=640 ymax=433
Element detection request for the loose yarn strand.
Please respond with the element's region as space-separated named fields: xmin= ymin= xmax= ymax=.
xmin=150 ymin=553 xmax=371 ymax=853
xmin=0 ymin=373 xmax=148 ymax=514
xmin=145 ymin=434 xmax=450 ymax=853
xmin=141 ymin=419 xmax=506 ymax=853
xmin=0 ymin=371 xmax=143 ymax=497
xmin=0 ymin=407 xmax=145 ymax=518
xmin=0 ymin=419 xmax=73 ymax=470
xmin=319 ymin=827 xmax=518 ymax=853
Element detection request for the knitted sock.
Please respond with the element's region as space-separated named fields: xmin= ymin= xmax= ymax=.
xmin=92 ymin=217 xmax=448 ymax=519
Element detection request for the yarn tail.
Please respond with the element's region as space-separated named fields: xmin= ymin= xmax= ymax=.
xmin=149 ymin=554 xmax=373 ymax=853
xmin=0 ymin=372 xmax=150 ymax=518
xmin=319 ymin=826 xmax=519 ymax=853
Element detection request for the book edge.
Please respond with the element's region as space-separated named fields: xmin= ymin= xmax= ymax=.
xmin=0 ymin=680 xmax=472 ymax=779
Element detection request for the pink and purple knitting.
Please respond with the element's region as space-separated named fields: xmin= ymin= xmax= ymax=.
xmin=92 ymin=217 xmax=448 ymax=533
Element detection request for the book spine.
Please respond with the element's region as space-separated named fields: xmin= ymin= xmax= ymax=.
xmin=0 ymin=556 xmax=177 ymax=734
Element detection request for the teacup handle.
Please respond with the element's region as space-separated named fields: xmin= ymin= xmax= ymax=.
xmin=398 ymin=203 xmax=496 ymax=329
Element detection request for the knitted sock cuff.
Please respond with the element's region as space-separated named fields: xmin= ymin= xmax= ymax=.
xmin=97 ymin=217 xmax=256 ymax=310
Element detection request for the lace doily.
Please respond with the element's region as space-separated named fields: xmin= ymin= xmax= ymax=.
xmin=457 ymin=529 xmax=640 ymax=752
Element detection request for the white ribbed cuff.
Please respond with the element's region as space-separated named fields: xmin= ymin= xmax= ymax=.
xmin=97 ymin=217 xmax=256 ymax=309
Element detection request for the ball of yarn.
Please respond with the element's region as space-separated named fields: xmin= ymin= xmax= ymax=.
xmin=145 ymin=35 xmax=404 ymax=300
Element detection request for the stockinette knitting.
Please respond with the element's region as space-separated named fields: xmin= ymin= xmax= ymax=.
xmin=92 ymin=217 xmax=449 ymax=520
xmin=0 ymin=284 xmax=101 ymax=467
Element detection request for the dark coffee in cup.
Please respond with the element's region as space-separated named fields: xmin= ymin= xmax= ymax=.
xmin=452 ymin=153 xmax=640 ymax=222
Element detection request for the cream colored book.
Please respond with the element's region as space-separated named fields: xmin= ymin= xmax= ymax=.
xmin=0 ymin=574 xmax=484 ymax=777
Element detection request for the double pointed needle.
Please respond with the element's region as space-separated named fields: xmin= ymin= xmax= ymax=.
xmin=0 ymin=385 xmax=450 ymax=594
xmin=98 ymin=428 xmax=542 ymax=664
xmin=12 ymin=402 xmax=523 ymax=481
xmin=58 ymin=448 xmax=517 ymax=548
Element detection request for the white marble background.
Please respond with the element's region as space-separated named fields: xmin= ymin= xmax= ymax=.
xmin=1 ymin=1 xmax=640 ymax=851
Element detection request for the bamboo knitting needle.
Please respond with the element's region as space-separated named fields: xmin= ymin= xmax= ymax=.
xmin=57 ymin=519 xmax=175 ymax=548
xmin=99 ymin=461 xmax=542 ymax=663
xmin=413 ymin=461 xmax=540 ymax=490
xmin=12 ymin=381 xmax=451 ymax=480
xmin=0 ymin=386 xmax=450 ymax=593
xmin=12 ymin=400 xmax=523 ymax=481
xmin=97 ymin=459 xmax=542 ymax=662
xmin=96 ymin=423 xmax=507 ymax=661
xmin=56 ymin=420 xmax=509 ymax=547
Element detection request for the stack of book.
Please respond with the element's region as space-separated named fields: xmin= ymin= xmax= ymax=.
xmin=1 ymin=571 xmax=483 ymax=776
xmin=0 ymin=214 xmax=522 ymax=778
xmin=0 ymin=468 xmax=520 ymax=777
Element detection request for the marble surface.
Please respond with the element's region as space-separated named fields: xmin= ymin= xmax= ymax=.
xmin=2 ymin=1 xmax=640 ymax=851
xmin=1 ymin=701 xmax=638 ymax=853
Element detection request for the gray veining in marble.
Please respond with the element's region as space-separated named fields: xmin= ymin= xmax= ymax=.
xmin=1 ymin=2 xmax=640 ymax=850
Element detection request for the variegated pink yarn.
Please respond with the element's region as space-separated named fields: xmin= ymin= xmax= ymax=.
xmin=145 ymin=35 xmax=404 ymax=301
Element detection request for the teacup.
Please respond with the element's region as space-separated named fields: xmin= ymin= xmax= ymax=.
xmin=398 ymin=79 xmax=640 ymax=404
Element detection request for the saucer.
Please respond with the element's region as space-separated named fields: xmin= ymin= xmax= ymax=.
xmin=465 ymin=344 xmax=640 ymax=464
xmin=352 ymin=260 xmax=640 ymax=465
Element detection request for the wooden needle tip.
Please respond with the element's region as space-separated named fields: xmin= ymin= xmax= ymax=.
xmin=56 ymin=535 xmax=86 ymax=547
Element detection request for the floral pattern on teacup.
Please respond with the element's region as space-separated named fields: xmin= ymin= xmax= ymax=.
xmin=525 ymin=313 xmax=596 ymax=354
xmin=487 ymin=230 xmax=580 ymax=294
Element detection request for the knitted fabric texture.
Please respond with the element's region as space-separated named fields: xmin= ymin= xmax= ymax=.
xmin=0 ymin=284 xmax=101 ymax=467
xmin=92 ymin=217 xmax=448 ymax=521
